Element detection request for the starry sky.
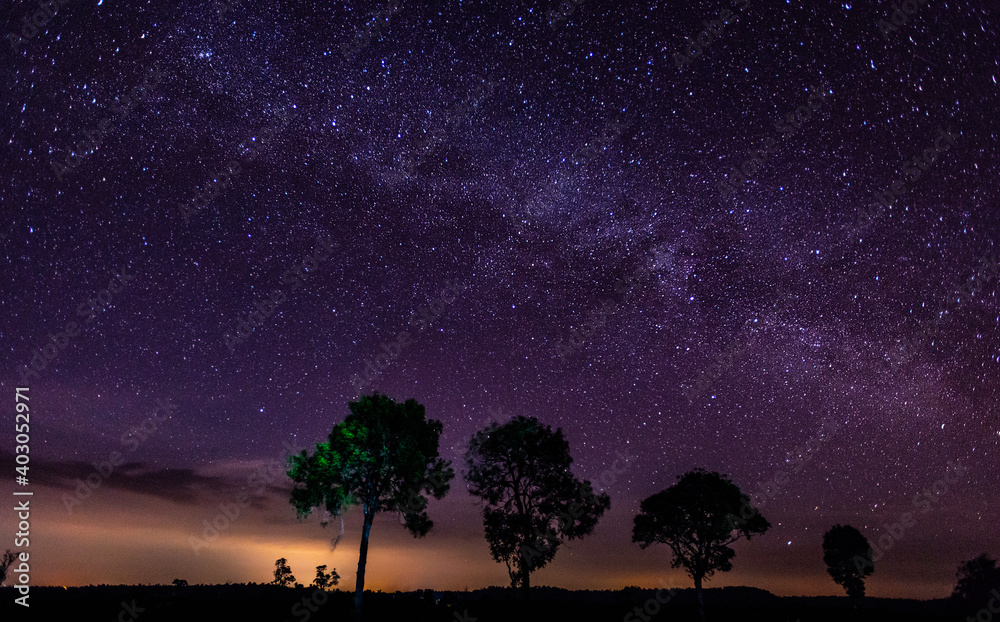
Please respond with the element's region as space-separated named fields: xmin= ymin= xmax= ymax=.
xmin=2 ymin=0 xmax=999 ymax=599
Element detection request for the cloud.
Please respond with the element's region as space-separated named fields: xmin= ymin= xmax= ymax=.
xmin=1 ymin=451 xmax=241 ymax=505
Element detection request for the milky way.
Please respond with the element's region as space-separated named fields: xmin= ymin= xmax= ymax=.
xmin=2 ymin=0 xmax=998 ymax=597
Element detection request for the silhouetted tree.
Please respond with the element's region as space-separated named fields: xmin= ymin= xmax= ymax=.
xmin=312 ymin=564 xmax=340 ymax=590
xmin=0 ymin=550 xmax=18 ymax=586
xmin=273 ymin=558 xmax=296 ymax=587
xmin=822 ymin=524 xmax=874 ymax=603
xmin=171 ymin=578 xmax=188 ymax=587
xmin=464 ymin=415 xmax=610 ymax=601
xmin=952 ymin=553 xmax=1000 ymax=604
xmin=632 ymin=468 xmax=769 ymax=622
xmin=288 ymin=392 xmax=453 ymax=622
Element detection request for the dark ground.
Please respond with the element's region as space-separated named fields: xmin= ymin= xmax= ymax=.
xmin=0 ymin=584 xmax=969 ymax=621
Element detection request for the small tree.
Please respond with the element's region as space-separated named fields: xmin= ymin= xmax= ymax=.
xmin=288 ymin=392 xmax=453 ymax=622
xmin=952 ymin=553 xmax=1000 ymax=604
xmin=273 ymin=557 xmax=296 ymax=587
xmin=312 ymin=564 xmax=340 ymax=590
xmin=632 ymin=468 xmax=769 ymax=622
xmin=0 ymin=550 xmax=18 ymax=586
xmin=464 ymin=415 xmax=610 ymax=600
xmin=171 ymin=578 xmax=188 ymax=587
xmin=822 ymin=524 xmax=874 ymax=602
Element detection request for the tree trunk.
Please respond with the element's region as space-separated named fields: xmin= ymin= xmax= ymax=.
xmin=354 ymin=510 xmax=374 ymax=622
xmin=694 ymin=574 xmax=706 ymax=622
xmin=519 ymin=550 xmax=531 ymax=602
xmin=522 ymin=562 xmax=531 ymax=602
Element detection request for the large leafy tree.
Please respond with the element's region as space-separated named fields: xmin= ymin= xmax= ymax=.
xmin=288 ymin=392 xmax=453 ymax=622
xmin=822 ymin=524 xmax=874 ymax=602
xmin=632 ymin=468 xmax=769 ymax=622
xmin=952 ymin=553 xmax=1000 ymax=604
xmin=464 ymin=415 xmax=610 ymax=600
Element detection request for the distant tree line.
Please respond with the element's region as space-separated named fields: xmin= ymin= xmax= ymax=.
xmin=281 ymin=391 xmax=993 ymax=622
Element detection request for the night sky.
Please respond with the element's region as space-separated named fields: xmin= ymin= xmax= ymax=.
xmin=2 ymin=0 xmax=998 ymax=598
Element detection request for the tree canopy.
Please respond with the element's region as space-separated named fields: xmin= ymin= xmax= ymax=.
xmin=821 ymin=524 xmax=874 ymax=601
xmin=952 ymin=553 xmax=1000 ymax=604
xmin=464 ymin=415 xmax=610 ymax=599
xmin=632 ymin=468 xmax=769 ymax=621
xmin=288 ymin=392 xmax=453 ymax=621
xmin=312 ymin=564 xmax=339 ymax=590
xmin=272 ymin=558 xmax=295 ymax=587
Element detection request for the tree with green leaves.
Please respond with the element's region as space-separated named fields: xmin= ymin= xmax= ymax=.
xmin=312 ymin=564 xmax=340 ymax=590
xmin=632 ymin=468 xmax=769 ymax=622
xmin=822 ymin=524 xmax=874 ymax=603
xmin=288 ymin=392 xmax=453 ymax=622
xmin=464 ymin=415 xmax=610 ymax=601
xmin=272 ymin=557 xmax=296 ymax=587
